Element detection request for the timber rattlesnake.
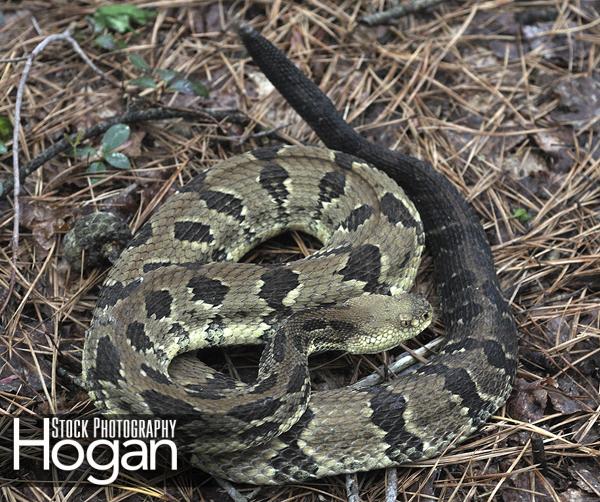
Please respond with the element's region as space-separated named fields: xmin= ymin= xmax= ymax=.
xmin=82 ymin=25 xmax=518 ymax=484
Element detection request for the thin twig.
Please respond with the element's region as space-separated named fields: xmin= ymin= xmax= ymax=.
xmin=346 ymin=473 xmax=360 ymax=502
xmin=0 ymin=107 xmax=248 ymax=200
xmin=0 ymin=56 xmax=29 ymax=63
xmin=234 ymin=122 xmax=291 ymax=144
xmin=385 ymin=467 xmax=398 ymax=502
xmin=31 ymin=16 xmax=42 ymax=36
xmin=359 ymin=0 xmax=445 ymax=26
xmin=1 ymin=29 xmax=114 ymax=316
xmin=352 ymin=337 xmax=444 ymax=390
xmin=214 ymin=477 xmax=259 ymax=502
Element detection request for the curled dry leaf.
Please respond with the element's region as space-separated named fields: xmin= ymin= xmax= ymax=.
xmin=523 ymin=22 xmax=592 ymax=64
xmin=569 ymin=462 xmax=600 ymax=496
xmin=120 ymin=130 xmax=146 ymax=157
xmin=547 ymin=389 xmax=587 ymax=414
xmin=552 ymin=76 xmax=600 ymax=128
xmin=507 ymin=378 xmax=548 ymax=422
xmin=20 ymin=201 xmax=69 ymax=255
xmin=559 ymin=488 xmax=600 ymax=502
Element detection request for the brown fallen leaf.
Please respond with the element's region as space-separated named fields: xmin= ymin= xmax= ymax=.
xmin=21 ymin=200 xmax=69 ymax=255
xmin=559 ymin=488 xmax=600 ymax=502
xmin=551 ymin=76 xmax=600 ymax=128
xmin=547 ymin=389 xmax=587 ymax=414
xmin=507 ymin=378 xmax=548 ymax=423
xmin=523 ymin=21 xmax=592 ymax=65
xmin=569 ymin=462 xmax=600 ymax=497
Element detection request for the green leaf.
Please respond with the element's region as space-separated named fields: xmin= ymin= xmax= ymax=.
xmin=106 ymin=13 xmax=131 ymax=33
xmin=75 ymin=146 xmax=98 ymax=159
xmin=156 ymin=68 xmax=178 ymax=83
xmin=104 ymin=151 xmax=131 ymax=170
xmin=94 ymin=5 xmax=155 ymax=33
xmin=86 ymin=161 xmax=106 ymax=184
xmin=101 ymin=124 xmax=130 ymax=152
xmin=0 ymin=142 xmax=7 ymax=155
xmin=129 ymin=53 xmax=150 ymax=71
xmin=130 ymin=76 xmax=157 ymax=89
xmin=512 ymin=207 xmax=532 ymax=223
xmin=95 ymin=33 xmax=117 ymax=50
xmin=187 ymin=79 xmax=209 ymax=97
xmin=113 ymin=5 xmax=155 ymax=24
xmin=168 ymin=77 xmax=209 ymax=97
xmin=87 ymin=161 xmax=106 ymax=173
xmin=0 ymin=115 xmax=13 ymax=141
xmin=87 ymin=15 xmax=105 ymax=33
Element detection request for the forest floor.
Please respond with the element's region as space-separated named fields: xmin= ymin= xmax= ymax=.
xmin=0 ymin=1 xmax=599 ymax=501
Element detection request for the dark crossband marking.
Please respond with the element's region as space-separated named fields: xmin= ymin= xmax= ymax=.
xmin=341 ymin=204 xmax=373 ymax=232
xmin=329 ymin=319 xmax=356 ymax=333
xmin=143 ymin=262 xmax=170 ymax=273
xmin=259 ymin=268 xmax=300 ymax=309
xmin=96 ymin=278 xmax=142 ymax=308
xmin=93 ymin=336 xmax=122 ymax=385
xmin=251 ymin=145 xmax=284 ymax=161
xmin=439 ymin=269 xmax=478 ymax=310
xmin=141 ymin=363 xmax=171 ymax=385
xmin=333 ymin=151 xmax=358 ymax=171
xmin=368 ymin=390 xmax=424 ymax=461
xmin=417 ymin=364 xmax=490 ymax=420
xmin=259 ymin=162 xmax=290 ymax=205
xmin=318 ymin=171 xmax=346 ymax=207
xmin=228 ymin=397 xmax=282 ymax=421
xmin=442 ymin=338 xmax=507 ymax=370
xmin=174 ymin=221 xmax=213 ymax=243
xmin=267 ymin=333 xmax=286 ymax=363
xmin=127 ymin=223 xmax=152 ymax=248
xmin=380 ymin=192 xmax=419 ymax=228
xmin=178 ymin=169 xmax=207 ymax=193
xmin=188 ymin=276 xmax=230 ymax=306
xmin=126 ymin=321 xmax=153 ymax=351
xmin=250 ymin=374 xmax=278 ymax=394
xmin=145 ymin=290 xmax=173 ymax=319
xmin=200 ymin=190 xmax=245 ymax=221
xmin=339 ymin=244 xmax=381 ymax=292
xmin=287 ymin=365 xmax=307 ymax=394
xmin=141 ymin=389 xmax=198 ymax=415
xmin=302 ymin=318 xmax=328 ymax=332
xmin=271 ymin=410 xmax=320 ymax=483
xmin=448 ymin=301 xmax=484 ymax=325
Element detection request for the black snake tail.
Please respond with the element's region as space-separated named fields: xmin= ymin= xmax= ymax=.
xmin=236 ymin=21 xmax=518 ymax=419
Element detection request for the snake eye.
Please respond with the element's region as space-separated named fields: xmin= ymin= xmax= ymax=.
xmin=401 ymin=320 xmax=411 ymax=328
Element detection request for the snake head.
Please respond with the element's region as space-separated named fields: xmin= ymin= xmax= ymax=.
xmin=342 ymin=293 xmax=433 ymax=354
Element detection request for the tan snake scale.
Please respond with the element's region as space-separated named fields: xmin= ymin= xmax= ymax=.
xmin=82 ymin=26 xmax=518 ymax=485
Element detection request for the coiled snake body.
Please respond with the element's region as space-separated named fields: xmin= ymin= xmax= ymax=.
xmin=82 ymin=26 xmax=518 ymax=484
